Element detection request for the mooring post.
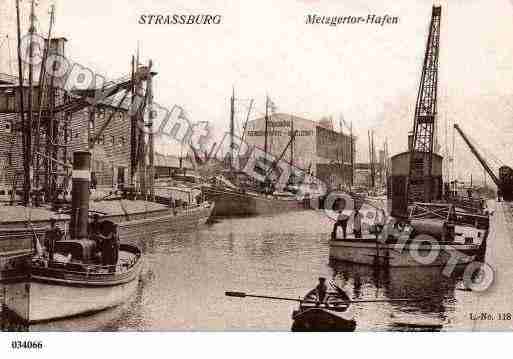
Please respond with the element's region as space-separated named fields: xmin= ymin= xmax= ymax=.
xmin=71 ymin=151 xmax=91 ymax=240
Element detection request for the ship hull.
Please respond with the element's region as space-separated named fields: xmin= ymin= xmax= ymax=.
xmin=5 ymin=244 xmax=143 ymax=323
xmin=110 ymin=202 xmax=214 ymax=244
xmin=203 ymin=187 xmax=308 ymax=217
xmin=0 ymin=201 xmax=214 ymax=258
xmin=329 ymin=236 xmax=482 ymax=267
xmin=291 ymin=307 xmax=356 ymax=332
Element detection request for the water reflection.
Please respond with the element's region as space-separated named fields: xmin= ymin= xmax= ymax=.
xmin=329 ymin=259 xmax=467 ymax=330
xmin=0 ymin=210 xmax=489 ymax=331
xmin=1 ymin=280 xmax=148 ymax=332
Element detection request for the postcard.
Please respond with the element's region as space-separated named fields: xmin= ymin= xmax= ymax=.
xmin=1 ymin=1 xmax=512 ymax=355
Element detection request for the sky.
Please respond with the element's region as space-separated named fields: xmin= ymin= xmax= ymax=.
xmin=2 ymin=0 xmax=513 ymax=185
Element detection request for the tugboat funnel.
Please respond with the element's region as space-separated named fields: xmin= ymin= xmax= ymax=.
xmin=71 ymin=151 xmax=91 ymax=240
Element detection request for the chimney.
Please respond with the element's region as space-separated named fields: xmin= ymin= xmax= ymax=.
xmin=70 ymin=151 xmax=91 ymax=240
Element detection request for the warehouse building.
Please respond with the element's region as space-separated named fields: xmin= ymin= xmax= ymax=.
xmin=0 ymin=36 xmax=165 ymax=197
xmin=243 ymin=113 xmax=354 ymax=189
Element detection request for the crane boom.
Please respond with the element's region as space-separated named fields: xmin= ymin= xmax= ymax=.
xmin=453 ymin=124 xmax=501 ymax=187
xmin=407 ymin=6 xmax=441 ymax=203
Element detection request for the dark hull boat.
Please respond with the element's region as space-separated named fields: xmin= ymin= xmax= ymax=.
xmin=203 ymin=186 xmax=309 ymax=217
xmin=291 ymin=306 xmax=356 ymax=332
xmin=291 ymin=290 xmax=356 ymax=332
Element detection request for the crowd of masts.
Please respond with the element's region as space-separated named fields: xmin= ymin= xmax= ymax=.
xmin=11 ymin=0 xmax=157 ymax=208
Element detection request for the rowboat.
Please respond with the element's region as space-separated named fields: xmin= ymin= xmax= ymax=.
xmin=291 ymin=288 xmax=356 ymax=332
xmin=225 ymin=284 xmax=421 ymax=331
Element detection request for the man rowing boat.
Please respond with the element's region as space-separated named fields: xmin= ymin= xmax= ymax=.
xmin=305 ymin=278 xmax=350 ymax=305
xmin=306 ymin=277 xmax=329 ymax=303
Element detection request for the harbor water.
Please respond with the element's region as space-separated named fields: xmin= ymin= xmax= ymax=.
xmin=2 ymin=201 xmax=512 ymax=331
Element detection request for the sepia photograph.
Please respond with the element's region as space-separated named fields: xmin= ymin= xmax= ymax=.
xmin=1 ymin=0 xmax=513 ymax=356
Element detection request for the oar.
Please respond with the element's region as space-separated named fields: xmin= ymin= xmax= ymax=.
xmin=225 ymin=291 xmax=304 ymax=303
xmin=225 ymin=291 xmax=430 ymax=304
xmin=329 ymin=297 xmax=429 ymax=305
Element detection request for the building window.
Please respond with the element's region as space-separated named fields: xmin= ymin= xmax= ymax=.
xmin=119 ymin=137 xmax=125 ymax=147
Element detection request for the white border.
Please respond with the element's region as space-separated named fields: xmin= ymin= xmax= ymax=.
xmin=1 ymin=332 xmax=513 ymax=359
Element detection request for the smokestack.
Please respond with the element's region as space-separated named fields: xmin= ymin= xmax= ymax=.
xmin=71 ymin=151 xmax=91 ymax=240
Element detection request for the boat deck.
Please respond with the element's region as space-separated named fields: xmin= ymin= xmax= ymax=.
xmin=0 ymin=205 xmax=56 ymax=223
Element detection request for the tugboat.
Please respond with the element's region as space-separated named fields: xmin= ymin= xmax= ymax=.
xmin=4 ymin=152 xmax=143 ymax=323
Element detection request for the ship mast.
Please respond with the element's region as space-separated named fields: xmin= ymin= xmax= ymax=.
xmin=290 ymin=115 xmax=294 ymax=167
xmin=15 ymin=0 xmax=26 ymax=204
xmin=147 ymin=60 xmax=155 ymax=201
xmin=23 ymin=0 xmax=37 ymax=206
xmin=130 ymin=55 xmax=137 ymax=188
xmin=230 ymin=87 xmax=235 ymax=170
xmin=34 ymin=5 xmax=55 ymax=200
xmin=264 ymin=96 xmax=269 ymax=165
xmin=350 ymin=121 xmax=354 ymax=189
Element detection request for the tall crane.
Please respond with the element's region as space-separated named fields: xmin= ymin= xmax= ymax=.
xmin=453 ymin=123 xmax=513 ymax=200
xmin=407 ymin=6 xmax=442 ymax=203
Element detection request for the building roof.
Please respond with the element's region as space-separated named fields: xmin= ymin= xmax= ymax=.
xmin=248 ymin=112 xmax=351 ymax=138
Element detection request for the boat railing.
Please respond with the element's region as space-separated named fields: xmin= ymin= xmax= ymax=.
xmin=446 ymin=195 xmax=485 ymax=214
xmin=452 ymin=211 xmax=490 ymax=230
xmin=33 ymin=252 xmax=140 ymax=276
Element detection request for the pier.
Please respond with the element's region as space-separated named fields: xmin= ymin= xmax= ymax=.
xmin=462 ymin=200 xmax=513 ymax=330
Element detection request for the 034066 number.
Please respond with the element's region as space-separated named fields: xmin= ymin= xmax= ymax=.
xmin=11 ymin=340 xmax=43 ymax=350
